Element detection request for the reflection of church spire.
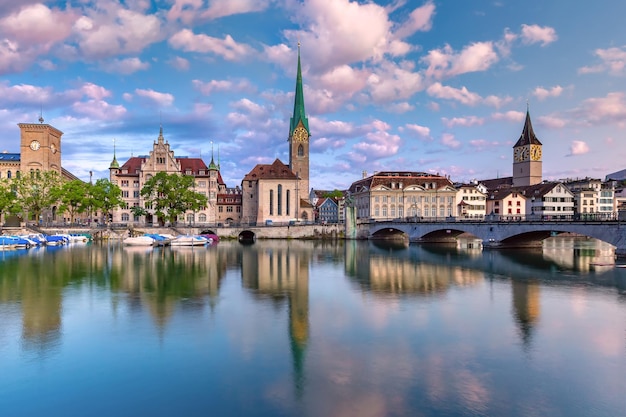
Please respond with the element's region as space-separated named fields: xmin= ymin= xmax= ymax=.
xmin=512 ymin=280 xmax=541 ymax=350
xmin=288 ymin=255 xmax=309 ymax=398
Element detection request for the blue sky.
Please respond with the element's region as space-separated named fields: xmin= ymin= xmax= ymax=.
xmin=0 ymin=0 xmax=625 ymax=190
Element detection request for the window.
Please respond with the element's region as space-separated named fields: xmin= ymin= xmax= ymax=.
xmin=269 ymin=189 xmax=274 ymax=215
xmin=277 ymin=185 xmax=282 ymax=215
xmin=121 ymin=213 xmax=129 ymax=222
xmin=227 ymin=206 xmax=233 ymax=212
xmin=199 ymin=214 xmax=207 ymax=222
xmin=219 ymin=206 xmax=223 ymax=212
xmin=286 ymin=190 xmax=290 ymax=215
xmin=133 ymin=191 xmax=140 ymax=198
xmin=187 ymin=214 xmax=194 ymax=223
xmin=7 ymin=171 xmax=11 ymax=178
xmin=298 ymin=144 xmax=304 ymax=157
xmin=122 ymin=191 xmax=129 ymax=198
xmin=121 ymin=180 xmax=129 ymax=187
xmin=198 ymin=181 xmax=206 ymax=187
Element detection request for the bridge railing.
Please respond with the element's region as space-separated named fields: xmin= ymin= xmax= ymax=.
xmin=362 ymin=212 xmax=621 ymax=224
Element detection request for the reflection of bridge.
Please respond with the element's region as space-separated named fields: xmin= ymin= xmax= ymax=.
xmin=363 ymin=220 xmax=626 ymax=256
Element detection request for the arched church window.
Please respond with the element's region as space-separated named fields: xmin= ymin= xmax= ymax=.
xmin=7 ymin=170 xmax=11 ymax=179
xmin=277 ymin=185 xmax=282 ymax=215
xmin=298 ymin=144 xmax=304 ymax=157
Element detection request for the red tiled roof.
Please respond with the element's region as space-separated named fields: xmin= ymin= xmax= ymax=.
xmin=242 ymin=158 xmax=298 ymax=181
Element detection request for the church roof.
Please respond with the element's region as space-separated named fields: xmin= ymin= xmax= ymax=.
xmin=289 ymin=44 xmax=309 ymax=136
xmin=243 ymin=158 xmax=298 ymax=181
xmin=115 ymin=156 xmax=215 ymax=179
xmin=513 ymin=110 xmax=542 ymax=147
xmin=0 ymin=152 xmax=20 ymax=161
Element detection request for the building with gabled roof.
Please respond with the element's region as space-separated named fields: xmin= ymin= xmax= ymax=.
xmin=347 ymin=171 xmax=457 ymax=221
xmin=109 ymin=126 xmax=233 ymax=225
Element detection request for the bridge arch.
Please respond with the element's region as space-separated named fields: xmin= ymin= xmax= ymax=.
xmin=371 ymin=227 xmax=408 ymax=241
xmin=238 ymin=230 xmax=256 ymax=243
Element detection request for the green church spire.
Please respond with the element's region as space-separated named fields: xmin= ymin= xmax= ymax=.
xmin=109 ymin=138 xmax=119 ymax=169
xmin=289 ymin=42 xmax=309 ymax=136
xmin=208 ymin=141 xmax=218 ymax=170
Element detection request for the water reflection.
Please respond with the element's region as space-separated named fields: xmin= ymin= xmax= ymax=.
xmin=0 ymin=238 xmax=624 ymax=417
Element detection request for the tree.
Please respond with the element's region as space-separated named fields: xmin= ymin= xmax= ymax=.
xmin=322 ymin=189 xmax=344 ymax=199
xmin=91 ymin=179 xmax=123 ymax=223
xmin=0 ymin=179 xmax=21 ymax=224
xmin=57 ymin=180 xmax=89 ymax=224
xmin=141 ymin=172 xmax=208 ymax=226
xmin=13 ymin=170 xmax=62 ymax=223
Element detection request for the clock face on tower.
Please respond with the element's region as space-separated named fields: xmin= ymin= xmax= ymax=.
xmin=530 ymin=145 xmax=541 ymax=161
xmin=292 ymin=127 xmax=308 ymax=142
xmin=51 ymin=144 xmax=57 ymax=154
xmin=30 ymin=140 xmax=40 ymax=151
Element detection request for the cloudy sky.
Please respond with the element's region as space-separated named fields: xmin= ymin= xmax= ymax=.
xmin=0 ymin=0 xmax=625 ymax=190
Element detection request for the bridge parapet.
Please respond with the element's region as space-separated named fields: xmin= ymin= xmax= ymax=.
xmin=362 ymin=220 xmax=626 ymax=256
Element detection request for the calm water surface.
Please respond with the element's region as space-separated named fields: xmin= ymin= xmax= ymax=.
xmin=0 ymin=238 xmax=624 ymax=417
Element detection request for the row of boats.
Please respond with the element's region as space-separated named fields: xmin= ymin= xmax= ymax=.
xmin=123 ymin=233 xmax=219 ymax=247
xmin=0 ymin=233 xmax=90 ymax=250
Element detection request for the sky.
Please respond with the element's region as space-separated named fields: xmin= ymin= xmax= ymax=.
xmin=0 ymin=0 xmax=625 ymax=191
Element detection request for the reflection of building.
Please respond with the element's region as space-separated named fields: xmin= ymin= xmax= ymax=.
xmin=346 ymin=241 xmax=484 ymax=294
xmin=240 ymin=241 xmax=310 ymax=394
xmin=511 ymin=280 xmax=540 ymax=348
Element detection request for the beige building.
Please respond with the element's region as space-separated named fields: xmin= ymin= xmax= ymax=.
xmin=109 ymin=127 xmax=240 ymax=225
xmin=240 ymin=45 xmax=314 ymax=225
xmin=455 ymin=182 xmax=487 ymax=220
xmin=347 ymin=171 xmax=457 ymax=221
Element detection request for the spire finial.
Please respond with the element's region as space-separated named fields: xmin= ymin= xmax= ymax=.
xmin=526 ymin=99 xmax=529 ymax=113
xmin=38 ymin=104 xmax=44 ymax=124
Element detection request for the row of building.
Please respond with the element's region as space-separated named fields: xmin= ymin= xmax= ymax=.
xmin=1 ymin=49 xmax=625 ymax=227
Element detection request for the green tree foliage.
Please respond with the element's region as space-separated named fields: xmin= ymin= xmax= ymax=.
xmin=58 ymin=180 xmax=89 ymax=224
xmin=322 ymin=189 xmax=344 ymax=199
xmin=91 ymin=179 xmax=123 ymax=222
xmin=0 ymin=179 xmax=21 ymax=221
xmin=13 ymin=170 xmax=62 ymax=222
xmin=141 ymin=172 xmax=208 ymax=225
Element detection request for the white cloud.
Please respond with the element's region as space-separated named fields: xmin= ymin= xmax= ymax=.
xmin=579 ymin=46 xmax=626 ymax=76
xmin=422 ymin=42 xmax=499 ymax=79
xmin=492 ymin=110 xmax=524 ymax=122
xmin=0 ymin=4 xmax=75 ymax=45
xmin=442 ymin=116 xmax=484 ymax=128
xmin=230 ymin=98 xmax=267 ymax=118
xmin=393 ymin=2 xmax=436 ymax=39
xmin=192 ymin=79 xmax=254 ymax=95
xmin=353 ymin=130 xmax=401 ymax=158
xmin=533 ymin=85 xmax=563 ymax=101
xmin=367 ymin=60 xmax=423 ymax=102
xmin=317 ymin=64 xmax=369 ymax=95
xmin=168 ymin=0 xmax=270 ymax=23
xmin=404 ymin=123 xmax=430 ymax=138
xmin=538 ymin=115 xmax=566 ymax=128
xmin=135 ymin=88 xmax=174 ymax=107
xmin=100 ymin=57 xmax=149 ymax=74
xmin=73 ymin=7 xmax=162 ymax=59
xmin=72 ymin=100 xmax=127 ymax=121
xmin=168 ymin=56 xmax=190 ymax=71
xmin=426 ymin=83 xmax=481 ymax=106
xmin=169 ymin=29 xmax=253 ymax=61
xmin=385 ymin=102 xmax=414 ymax=113
xmin=569 ymin=140 xmax=589 ymax=156
xmin=575 ymin=92 xmax=626 ymax=125
xmin=441 ymin=133 xmax=461 ymax=149
xmin=520 ymin=24 xmax=557 ymax=46
xmin=80 ymin=83 xmax=112 ymax=100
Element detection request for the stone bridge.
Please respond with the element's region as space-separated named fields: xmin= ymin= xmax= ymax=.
xmin=362 ymin=220 xmax=626 ymax=256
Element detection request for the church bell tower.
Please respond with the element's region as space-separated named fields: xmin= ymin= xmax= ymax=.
xmin=512 ymin=108 xmax=542 ymax=187
xmin=288 ymin=43 xmax=310 ymax=202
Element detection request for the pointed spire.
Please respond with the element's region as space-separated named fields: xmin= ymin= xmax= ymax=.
xmin=208 ymin=140 xmax=218 ymax=170
xmin=513 ymin=106 xmax=542 ymax=147
xmin=109 ymin=138 xmax=119 ymax=169
xmin=289 ymin=42 xmax=309 ymax=136
xmin=157 ymin=124 xmax=165 ymax=144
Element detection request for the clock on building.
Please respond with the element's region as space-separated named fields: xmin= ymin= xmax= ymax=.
xmin=530 ymin=145 xmax=541 ymax=161
xmin=292 ymin=126 xmax=308 ymax=142
xmin=51 ymin=143 xmax=57 ymax=154
xmin=30 ymin=140 xmax=41 ymax=151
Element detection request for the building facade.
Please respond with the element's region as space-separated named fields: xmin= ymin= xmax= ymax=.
xmin=347 ymin=171 xmax=457 ymax=221
xmin=109 ymin=127 xmax=235 ymax=225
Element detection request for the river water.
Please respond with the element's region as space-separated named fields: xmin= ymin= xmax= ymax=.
xmin=0 ymin=238 xmax=624 ymax=417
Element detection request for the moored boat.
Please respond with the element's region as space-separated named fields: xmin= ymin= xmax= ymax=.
xmin=170 ymin=235 xmax=208 ymax=246
xmin=123 ymin=235 xmax=156 ymax=246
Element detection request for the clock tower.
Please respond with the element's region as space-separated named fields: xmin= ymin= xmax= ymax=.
xmin=19 ymin=118 xmax=63 ymax=176
xmin=512 ymin=109 xmax=542 ymax=187
xmin=288 ymin=43 xmax=310 ymax=202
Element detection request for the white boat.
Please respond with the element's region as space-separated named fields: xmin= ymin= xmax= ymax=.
xmin=123 ymin=236 xmax=156 ymax=246
xmin=170 ymin=235 xmax=207 ymax=246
